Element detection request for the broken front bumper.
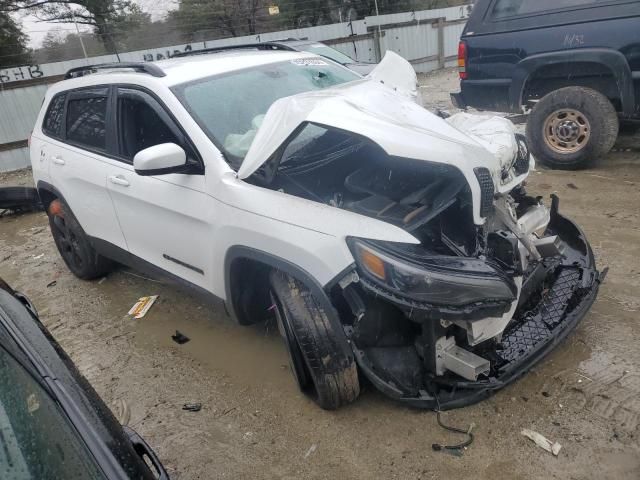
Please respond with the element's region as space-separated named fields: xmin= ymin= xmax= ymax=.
xmin=349 ymin=207 xmax=602 ymax=410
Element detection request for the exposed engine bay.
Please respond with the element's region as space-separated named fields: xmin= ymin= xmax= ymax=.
xmin=249 ymin=111 xmax=601 ymax=409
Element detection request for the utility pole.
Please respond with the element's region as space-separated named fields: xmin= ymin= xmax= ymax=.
xmin=72 ymin=11 xmax=88 ymax=60
xmin=373 ymin=0 xmax=382 ymax=36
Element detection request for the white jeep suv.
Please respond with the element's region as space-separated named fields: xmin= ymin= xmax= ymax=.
xmin=31 ymin=46 xmax=602 ymax=410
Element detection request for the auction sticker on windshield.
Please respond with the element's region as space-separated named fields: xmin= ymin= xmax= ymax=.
xmin=291 ymin=58 xmax=328 ymax=66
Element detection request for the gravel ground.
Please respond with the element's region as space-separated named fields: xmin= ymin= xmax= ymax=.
xmin=1 ymin=68 xmax=639 ymax=479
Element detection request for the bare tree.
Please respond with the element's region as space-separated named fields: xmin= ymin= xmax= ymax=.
xmin=0 ymin=0 xmax=144 ymax=53
xmin=170 ymin=0 xmax=268 ymax=39
xmin=0 ymin=11 xmax=31 ymax=66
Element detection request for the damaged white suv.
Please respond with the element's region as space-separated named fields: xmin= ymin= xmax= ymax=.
xmin=31 ymin=46 xmax=603 ymax=410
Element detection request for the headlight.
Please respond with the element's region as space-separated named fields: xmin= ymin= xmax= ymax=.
xmin=349 ymin=239 xmax=516 ymax=307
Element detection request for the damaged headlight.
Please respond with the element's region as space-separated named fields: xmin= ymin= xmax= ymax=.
xmin=349 ymin=239 xmax=516 ymax=307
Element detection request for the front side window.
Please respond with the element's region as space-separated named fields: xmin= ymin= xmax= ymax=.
xmin=117 ymin=89 xmax=183 ymax=160
xmin=0 ymin=345 xmax=106 ymax=479
xmin=279 ymin=123 xmax=364 ymax=173
xmin=491 ymin=0 xmax=607 ymax=18
xmin=66 ymin=90 xmax=108 ymax=151
xmin=173 ymin=58 xmax=359 ymax=167
xmin=42 ymin=93 xmax=66 ymax=138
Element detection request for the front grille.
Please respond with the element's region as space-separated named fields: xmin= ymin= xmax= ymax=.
xmin=474 ymin=167 xmax=494 ymax=217
xmin=497 ymin=267 xmax=582 ymax=364
xmin=513 ymin=134 xmax=530 ymax=176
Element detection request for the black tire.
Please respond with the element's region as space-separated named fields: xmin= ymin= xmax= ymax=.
xmin=0 ymin=187 xmax=42 ymax=212
xmin=526 ymin=86 xmax=619 ymax=170
xmin=270 ymin=270 xmax=360 ymax=410
xmin=48 ymin=200 xmax=113 ymax=280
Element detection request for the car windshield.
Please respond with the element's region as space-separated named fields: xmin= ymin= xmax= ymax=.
xmin=172 ymin=58 xmax=359 ymax=168
xmin=0 ymin=345 xmax=106 ymax=479
xmin=301 ymin=44 xmax=356 ymax=65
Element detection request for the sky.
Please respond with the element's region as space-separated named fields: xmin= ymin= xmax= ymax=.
xmin=16 ymin=0 xmax=176 ymax=48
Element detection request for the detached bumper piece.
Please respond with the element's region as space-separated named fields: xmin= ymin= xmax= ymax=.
xmin=349 ymin=204 xmax=601 ymax=410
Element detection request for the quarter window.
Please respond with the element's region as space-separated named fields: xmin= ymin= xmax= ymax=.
xmin=42 ymin=93 xmax=66 ymax=138
xmin=66 ymin=93 xmax=108 ymax=151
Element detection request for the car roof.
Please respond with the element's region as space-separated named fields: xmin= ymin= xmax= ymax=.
xmin=51 ymin=49 xmax=322 ymax=93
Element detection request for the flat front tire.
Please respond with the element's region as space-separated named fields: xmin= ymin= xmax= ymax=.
xmin=270 ymin=271 xmax=360 ymax=410
xmin=526 ymin=86 xmax=619 ymax=170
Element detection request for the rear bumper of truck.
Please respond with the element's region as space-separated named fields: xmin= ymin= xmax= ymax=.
xmin=451 ymin=79 xmax=520 ymax=113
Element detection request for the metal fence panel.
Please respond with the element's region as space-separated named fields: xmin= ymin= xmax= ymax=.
xmin=0 ymin=147 xmax=29 ymax=172
xmin=0 ymin=84 xmax=49 ymax=144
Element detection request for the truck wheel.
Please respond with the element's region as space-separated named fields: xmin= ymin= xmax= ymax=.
xmin=269 ymin=270 xmax=360 ymax=410
xmin=526 ymin=87 xmax=618 ymax=170
xmin=48 ymin=199 xmax=113 ymax=280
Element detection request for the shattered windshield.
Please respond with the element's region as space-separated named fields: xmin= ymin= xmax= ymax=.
xmin=172 ymin=59 xmax=359 ymax=168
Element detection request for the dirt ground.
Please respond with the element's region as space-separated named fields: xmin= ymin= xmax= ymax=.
xmin=1 ymin=68 xmax=639 ymax=479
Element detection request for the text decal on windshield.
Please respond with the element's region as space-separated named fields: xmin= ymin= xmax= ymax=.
xmin=291 ymin=58 xmax=329 ymax=66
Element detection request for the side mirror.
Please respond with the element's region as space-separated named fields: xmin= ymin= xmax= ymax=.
xmin=133 ymin=143 xmax=187 ymax=176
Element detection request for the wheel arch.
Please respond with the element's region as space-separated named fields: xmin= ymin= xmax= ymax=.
xmin=36 ymin=180 xmax=64 ymax=212
xmin=223 ymin=245 xmax=351 ymax=329
xmin=511 ymin=49 xmax=635 ymax=115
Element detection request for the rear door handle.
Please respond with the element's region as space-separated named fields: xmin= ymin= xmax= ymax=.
xmin=109 ymin=175 xmax=130 ymax=187
xmin=51 ymin=156 xmax=65 ymax=166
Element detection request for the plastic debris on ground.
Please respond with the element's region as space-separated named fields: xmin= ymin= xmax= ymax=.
xmin=128 ymin=295 xmax=159 ymax=319
xmin=521 ymin=428 xmax=562 ymax=456
xmin=182 ymin=403 xmax=202 ymax=412
xmin=171 ymin=330 xmax=190 ymax=344
xmin=304 ymin=444 xmax=317 ymax=459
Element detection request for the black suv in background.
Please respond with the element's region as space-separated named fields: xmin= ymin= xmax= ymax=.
xmin=451 ymin=0 xmax=640 ymax=169
xmin=0 ymin=278 xmax=168 ymax=479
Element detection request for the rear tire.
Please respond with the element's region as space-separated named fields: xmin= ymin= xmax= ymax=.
xmin=270 ymin=270 xmax=360 ymax=410
xmin=48 ymin=199 xmax=113 ymax=280
xmin=526 ymin=86 xmax=618 ymax=170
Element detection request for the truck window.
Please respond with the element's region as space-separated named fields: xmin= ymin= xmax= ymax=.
xmin=491 ymin=0 xmax=605 ymax=19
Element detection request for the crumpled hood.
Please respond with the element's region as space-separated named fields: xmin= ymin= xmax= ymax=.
xmin=237 ymin=82 xmax=499 ymax=181
xmin=236 ymin=52 xmax=525 ymax=224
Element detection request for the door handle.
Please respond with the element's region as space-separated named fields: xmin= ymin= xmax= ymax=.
xmin=109 ymin=175 xmax=130 ymax=187
xmin=51 ymin=156 xmax=65 ymax=166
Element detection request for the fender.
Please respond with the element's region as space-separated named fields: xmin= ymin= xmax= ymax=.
xmin=510 ymin=48 xmax=635 ymax=115
xmin=224 ymin=246 xmax=352 ymax=351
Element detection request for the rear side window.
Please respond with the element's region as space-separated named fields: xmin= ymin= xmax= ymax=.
xmin=42 ymin=93 xmax=66 ymax=138
xmin=491 ymin=0 xmax=606 ymax=19
xmin=66 ymin=91 xmax=108 ymax=151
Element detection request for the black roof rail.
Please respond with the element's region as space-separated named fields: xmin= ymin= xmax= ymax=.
xmin=64 ymin=62 xmax=166 ymax=80
xmin=170 ymin=42 xmax=297 ymax=59
xmin=270 ymin=37 xmax=310 ymax=42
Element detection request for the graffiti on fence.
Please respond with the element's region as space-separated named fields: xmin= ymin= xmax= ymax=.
xmin=0 ymin=65 xmax=44 ymax=84
xmin=1 ymin=44 xmax=196 ymax=84
xmin=142 ymin=44 xmax=193 ymax=61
